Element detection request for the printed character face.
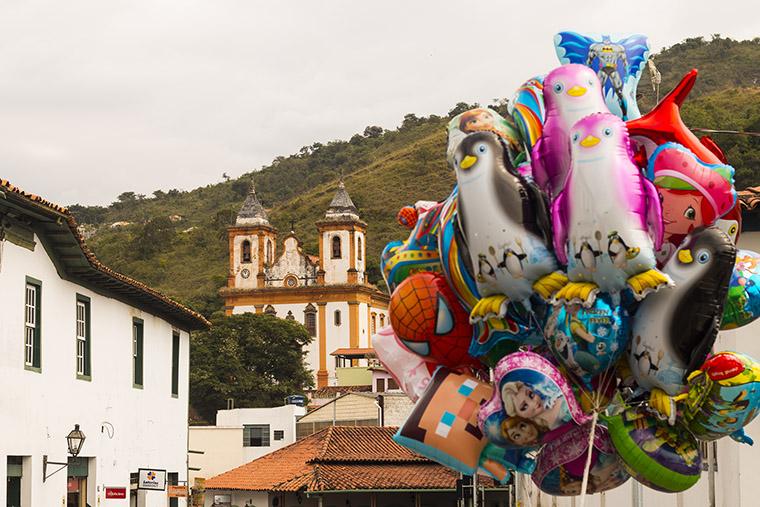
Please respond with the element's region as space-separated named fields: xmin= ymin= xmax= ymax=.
xmin=512 ymin=384 xmax=543 ymax=418
xmin=460 ymin=109 xmax=495 ymax=133
xmin=658 ymin=188 xmax=712 ymax=236
xmin=504 ymin=419 xmax=538 ymax=446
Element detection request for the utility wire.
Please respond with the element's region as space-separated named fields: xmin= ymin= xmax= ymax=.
xmin=691 ymin=128 xmax=760 ymax=138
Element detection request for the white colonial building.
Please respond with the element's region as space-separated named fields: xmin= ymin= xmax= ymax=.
xmin=0 ymin=179 xmax=208 ymax=507
xmin=220 ymin=179 xmax=389 ymax=388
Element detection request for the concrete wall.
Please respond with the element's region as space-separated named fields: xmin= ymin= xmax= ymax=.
xmin=0 ymin=234 xmax=190 ymax=506
xmin=298 ymin=394 xmax=378 ymax=424
xmin=381 ymin=394 xmax=414 ymax=427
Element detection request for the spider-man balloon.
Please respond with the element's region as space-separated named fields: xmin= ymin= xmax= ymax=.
xmin=389 ymin=272 xmax=480 ymax=370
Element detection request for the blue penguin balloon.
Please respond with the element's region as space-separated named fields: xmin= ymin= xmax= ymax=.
xmin=544 ymin=294 xmax=631 ymax=382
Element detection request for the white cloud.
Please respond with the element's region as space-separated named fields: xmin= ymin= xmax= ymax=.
xmin=0 ymin=0 xmax=757 ymax=205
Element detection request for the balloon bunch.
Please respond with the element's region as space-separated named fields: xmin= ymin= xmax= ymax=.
xmin=375 ymin=31 xmax=760 ymax=500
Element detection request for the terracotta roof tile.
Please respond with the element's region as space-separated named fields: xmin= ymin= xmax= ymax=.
xmin=310 ymin=385 xmax=372 ymax=398
xmin=0 ymin=178 xmax=209 ymax=330
xmin=205 ymin=426 xmax=501 ymax=493
xmin=739 ymin=186 xmax=760 ymax=211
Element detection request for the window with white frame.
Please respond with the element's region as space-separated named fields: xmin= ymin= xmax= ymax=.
xmin=24 ymin=279 xmax=41 ymax=369
xmin=76 ymin=296 xmax=91 ymax=377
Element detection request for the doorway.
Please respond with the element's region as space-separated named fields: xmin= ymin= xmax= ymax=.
xmin=66 ymin=457 xmax=89 ymax=507
xmin=6 ymin=456 xmax=22 ymax=507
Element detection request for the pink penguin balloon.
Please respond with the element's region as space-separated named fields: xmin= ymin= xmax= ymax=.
xmin=552 ymin=113 xmax=670 ymax=305
xmin=531 ymin=64 xmax=609 ymax=198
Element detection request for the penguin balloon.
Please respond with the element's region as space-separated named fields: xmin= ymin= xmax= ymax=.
xmin=448 ymin=115 xmax=567 ymax=322
xmin=552 ymin=113 xmax=669 ymax=305
xmin=531 ymin=64 xmax=609 ymax=198
xmin=629 ymin=227 xmax=736 ymax=395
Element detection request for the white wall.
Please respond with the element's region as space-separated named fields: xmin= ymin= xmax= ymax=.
xmin=232 ymin=234 xmax=260 ymax=289
xmin=0 ymin=235 xmax=190 ymax=506
xmin=190 ymin=406 xmax=305 ymax=484
xmin=322 ymin=230 xmax=350 ymax=285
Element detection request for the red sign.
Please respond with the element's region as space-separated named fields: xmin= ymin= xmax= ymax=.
xmin=168 ymin=485 xmax=188 ymax=497
xmin=105 ymin=488 xmax=127 ymax=499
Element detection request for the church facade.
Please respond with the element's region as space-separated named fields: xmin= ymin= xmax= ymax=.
xmin=220 ymin=180 xmax=389 ymax=387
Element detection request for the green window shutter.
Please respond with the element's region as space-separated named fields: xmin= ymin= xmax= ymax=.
xmin=85 ymin=300 xmax=91 ymax=376
xmin=33 ymin=284 xmax=42 ymax=368
xmin=171 ymin=331 xmax=180 ymax=396
xmin=133 ymin=319 xmax=144 ymax=387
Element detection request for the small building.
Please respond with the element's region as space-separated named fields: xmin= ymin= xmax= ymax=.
xmin=203 ymin=426 xmax=511 ymax=507
xmin=220 ymin=179 xmax=389 ymax=388
xmin=189 ymin=405 xmax=306 ymax=485
xmin=0 ymin=179 xmax=209 ymax=506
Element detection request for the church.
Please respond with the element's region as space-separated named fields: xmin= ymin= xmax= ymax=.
xmin=220 ymin=179 xmax=389 ymax=387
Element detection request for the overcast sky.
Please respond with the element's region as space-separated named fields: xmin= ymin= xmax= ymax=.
xmin=1 ymin=1 xmax=757 ymax=206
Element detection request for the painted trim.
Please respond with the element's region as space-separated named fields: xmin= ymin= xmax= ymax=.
xmin=75 ymin=293 xmax=91 ymax=380
xmin=317 ymin=302 xmax=327 ymax=387
xmin=24 ymin=276 xmax=42 ymax=373
xmin=348 ymin=302 xmax=359 ymax=349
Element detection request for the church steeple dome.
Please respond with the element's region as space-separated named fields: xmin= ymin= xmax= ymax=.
xmin=236 ymin=177 xmax=270 ymax=226
xmin=324 ymin=179 xmax=360 ymax=222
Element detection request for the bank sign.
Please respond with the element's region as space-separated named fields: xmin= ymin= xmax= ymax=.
xmin=137 ymin=468 xmax=167 ymax=490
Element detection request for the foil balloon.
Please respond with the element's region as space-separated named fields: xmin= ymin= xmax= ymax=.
xmin=436 ymin=191 xmax=544 ymax=361
xmin=627 ymin=69 xmax=722 ymax=164
xmin=554 ymin=32 xmax=650 ymax=120
xmin=722 ymin=250 xmax=760 ymax=329
xmin=682 ymin=351 xmax=760 ymax=441
xmin=716 ymin=201 xmax=742 ymax=245
xmin=605 ymin=409 xmax=701 ymax=493
xmin=381 ymin=202 xmax=444 ymax=293
xmin=446 ymin=107 xmax=523 ymax=168
xmin=629 ymin=227 xmax=736 ymax=395
xmin=552 ymin=113 xmax=668 ymax=305
xmin=647 ymin=142 xmax=737 ymax=265
xmin=448 ymin=125 xmax=566 ymax=321
xmin=479 ymin=351 xmax=590 ymax=449
xmin=531 ymin=64 xmax=609 ymax=198
xmin=509 ymin=76 xmax=545 ymax=156
xmin=394 ymin=368 xmax=511 ymax=481
xmin=544 ymin=294 xmax=631 ymax=382
xmin=371 ymin=325 xmax=432 ymax=403
xmin=389 ymin=272 xmax=480 ymax=370
xmin=532 ymin=423 xmax=629 ymax=496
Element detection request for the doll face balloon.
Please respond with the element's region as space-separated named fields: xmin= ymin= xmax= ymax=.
xmin=371 ymin=326 xmax=432 ymax=403
xmin=479 ymin=351 xmax=590 ymax=449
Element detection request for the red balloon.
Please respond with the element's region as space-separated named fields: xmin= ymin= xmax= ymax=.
xmin=627 ymin=69 xmax=721 ymax=165
xmin=389 ymin=272 xmax=480 ymax=370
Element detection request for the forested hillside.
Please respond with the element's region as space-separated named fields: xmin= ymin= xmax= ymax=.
xmin=70 ymin=36 xmax=760 ymax=317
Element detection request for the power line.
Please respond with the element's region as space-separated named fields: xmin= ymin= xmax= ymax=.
xmin=691 ymin=128 xmax=760 ymax=138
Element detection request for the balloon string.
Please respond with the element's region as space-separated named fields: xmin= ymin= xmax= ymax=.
xmin=579 ymin=410 xmax=599 ymax=507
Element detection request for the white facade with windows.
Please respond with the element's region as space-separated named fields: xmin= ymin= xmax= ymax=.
xmin=188 ymin=405 xmax=306 ymax=484
xmin=0 ymin=180 xmax=207 ymax=507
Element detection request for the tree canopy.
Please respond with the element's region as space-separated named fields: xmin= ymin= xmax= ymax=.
xmin=190 ymin=313 xmax=314 ymax=424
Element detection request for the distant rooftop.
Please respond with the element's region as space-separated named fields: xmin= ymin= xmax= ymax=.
xmin=236 ymin=178 xmax=271 ymax=226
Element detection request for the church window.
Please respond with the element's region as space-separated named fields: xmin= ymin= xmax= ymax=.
xmin=331 ymin=236 xmax=342 ymax=259
xmin=357 ymin=236 xmax=362 ymax=260
xmin=284 ymin=275 xmax=298 ymax=288
xmin=286 ymin=311 xmax=295 ymax=321
xmin=241 ymin=240 xmax=252 ymax=263
xmin=379 ymin=314 xmax=385 ymax=328
xmin=371 ymin=313 xmax=377 ymax=335
xmin=266 ymin=239 xmax=273 ymax=265
xmin=334 ymin=310 xmax=341 ymax=327
xmin=304 ymin=304 xmax=317 ymax=336
xmin=264 ymin=305 xmax=276 ymax=317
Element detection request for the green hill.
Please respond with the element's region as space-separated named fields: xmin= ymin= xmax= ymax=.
xmin=71 ymin=36 xmax=760 ymax=317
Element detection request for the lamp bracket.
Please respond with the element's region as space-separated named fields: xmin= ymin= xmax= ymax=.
xmin=42 ymin=455 xmax=69 ymax=483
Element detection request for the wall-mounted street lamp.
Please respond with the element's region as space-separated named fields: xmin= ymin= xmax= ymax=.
xmin=43 ymin=424 xmax=86 ymax=482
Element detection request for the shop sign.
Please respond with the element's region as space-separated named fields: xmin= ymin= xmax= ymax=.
xmin=137 ymin=468 xmax=167 ymax=490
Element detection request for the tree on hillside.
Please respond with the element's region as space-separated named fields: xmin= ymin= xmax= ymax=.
xmin=131 ymin=216 xmax=176 ymax=258
xmin=448 ymin=102 xmax=479 ymax=117
xmin=190 ymin=313 xmax=314 ymax=424
xmin=363 ymin=125 xmax=384 ymax=138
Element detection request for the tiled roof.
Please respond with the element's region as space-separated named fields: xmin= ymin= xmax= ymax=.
xmin=739 ymin=186 xmax=760 ymax=211
xmin=204 ymin=426 xmax=496 ymax=493
xmin=330 ymin=347 xmax=376 ymax=357
xmin=311 ymin=385 xmax=373 ymax=398
xmin=0 ymin=178 xmax=209 ymax=330
xmin=323 ymin=180 xmax=361 ymax=222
